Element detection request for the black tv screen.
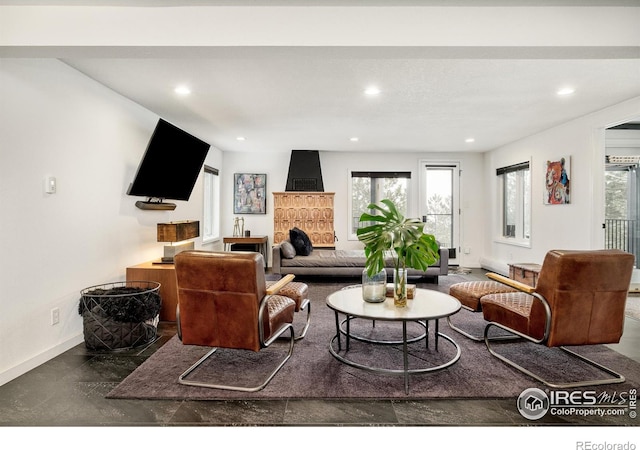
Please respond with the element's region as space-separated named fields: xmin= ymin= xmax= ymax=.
xmin=128 ymin=119 xmax=210 ymax=201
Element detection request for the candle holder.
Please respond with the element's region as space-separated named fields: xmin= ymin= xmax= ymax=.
xmin=361 ymin=267 xmax=387 ymax=303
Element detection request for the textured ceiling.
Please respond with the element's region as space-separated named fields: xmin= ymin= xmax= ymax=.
xmin=63 ymin=55 xmax=640 ymax=153
xmin=3 ymin=2 xmax=640 ymax=153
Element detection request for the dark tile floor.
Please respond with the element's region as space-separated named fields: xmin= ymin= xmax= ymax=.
xmin=1 ymin=269 xmax=638 ymax=446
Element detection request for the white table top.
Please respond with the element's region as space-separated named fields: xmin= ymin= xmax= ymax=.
xmin=326 ymin=285 xmax=461 ymax=321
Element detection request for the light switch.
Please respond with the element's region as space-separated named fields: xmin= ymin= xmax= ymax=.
xmin=45 ymin=176 xmax=57 ymax=194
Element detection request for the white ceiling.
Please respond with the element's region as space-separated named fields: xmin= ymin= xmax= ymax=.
xmin=63 ymin=55 xmax=640 ymax=153
xmin=2 ymin=2 xmax=640 ymax=153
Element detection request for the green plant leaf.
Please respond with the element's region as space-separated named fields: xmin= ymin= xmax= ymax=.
xmin=357 ymin=199 xmax=440 ymax=277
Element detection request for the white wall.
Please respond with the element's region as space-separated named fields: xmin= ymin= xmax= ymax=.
xmin=0 ymin=59 xmax=222 ymax=385
xmin=221 ymin=150 xmax=486 ymax=268
xmin=482 ymin=97 xmax=640 ymax=274
xmin=606 ymin=128 xmax=640 ymax=156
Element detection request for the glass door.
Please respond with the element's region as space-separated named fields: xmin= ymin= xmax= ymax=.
xmin=420 ymin=162 xmax=460 ymax=265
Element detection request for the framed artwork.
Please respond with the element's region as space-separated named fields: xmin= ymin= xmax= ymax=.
xmin=234 ymin=173 xmax=267 ymax=214
xmin=544 ymin=157 xmax=570 ymax=205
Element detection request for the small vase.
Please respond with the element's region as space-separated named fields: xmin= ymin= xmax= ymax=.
xmin=393 ymin=267 xmax=408 ymax=307
xmin=362 ymin=268 xmax=387 ymax=303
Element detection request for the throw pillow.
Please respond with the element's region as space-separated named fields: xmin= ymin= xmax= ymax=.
xmin=280 ymin=240 xmax=296 ymax=259
xmin=289 ymin=227 xmax=313 ymax=256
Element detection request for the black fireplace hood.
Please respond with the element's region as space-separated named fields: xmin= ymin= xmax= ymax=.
xmin=285 ymin=150 xmax=324 ymax=192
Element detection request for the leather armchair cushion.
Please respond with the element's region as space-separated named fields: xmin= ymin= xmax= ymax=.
xmin=481 ymin=292 xmax=537 ymax=338
xmin=449 ymin=280 xmax=518 ymax=311
xmin=265 ymin=280 xmax=308 ymax=311
xmin=263 ymin=295 xmax=295 ymax=340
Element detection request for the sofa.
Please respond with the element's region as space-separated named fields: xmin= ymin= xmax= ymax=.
xmin=271 ymin=242 xmax=449 ymax=283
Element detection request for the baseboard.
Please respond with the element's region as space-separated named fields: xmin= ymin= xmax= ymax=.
xmin=479 ymin=257 xmax=509 ymax=276
xmin=628 ymin=268 xmax=640 ymax=293
xmin=0 ymin=333 xmax=84 ymax=387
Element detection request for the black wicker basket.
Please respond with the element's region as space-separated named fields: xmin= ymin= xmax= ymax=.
xmin=79 ymin=281 xmax=161 ymax=351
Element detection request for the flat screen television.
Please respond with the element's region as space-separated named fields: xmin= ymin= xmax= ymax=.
xmin=128 ymin=119 xmax=210 ymax=210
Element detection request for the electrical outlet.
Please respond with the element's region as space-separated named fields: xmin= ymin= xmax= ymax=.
xmin=45 ymin=176 xmax=57 ymax=194
xmin=51 ymin=307 xmax=60 ymax=325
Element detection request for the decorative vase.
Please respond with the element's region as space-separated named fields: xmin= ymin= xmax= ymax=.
xmin=393 ymin=266 xmax=408 ymax=307
xmin=362 ymin=267 xmax=387 ymax=303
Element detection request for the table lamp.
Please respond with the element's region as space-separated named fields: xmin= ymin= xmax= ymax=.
xmin=156 ymin=220 xmax=200 ymax=263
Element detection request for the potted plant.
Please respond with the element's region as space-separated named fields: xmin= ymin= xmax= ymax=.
xmin=357 ymin=199 xmax=440 ymax=307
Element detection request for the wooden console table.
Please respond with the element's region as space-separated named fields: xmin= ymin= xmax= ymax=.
xmin=223 ymin=235 xmax=269 ymax=268
xmin=126 ymin=261 xmax=177 ymax=321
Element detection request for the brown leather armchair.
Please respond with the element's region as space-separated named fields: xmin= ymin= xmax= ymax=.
xmin=174 ymin=251 xmax=297 ymax=391
xmin=481 ymin=249 xmax=634 ymax=388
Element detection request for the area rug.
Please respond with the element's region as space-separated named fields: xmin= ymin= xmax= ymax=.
xmin=107 ymin=275 xmax=640 ymax=400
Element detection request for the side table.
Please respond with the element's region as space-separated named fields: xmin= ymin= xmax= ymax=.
xmin=508 ymin=263 xmax=542 ymax=287
xmin=126 ymin=261 xmax=177 ymax=321
xmin=223 ymin=235 xmax=269 ymax=268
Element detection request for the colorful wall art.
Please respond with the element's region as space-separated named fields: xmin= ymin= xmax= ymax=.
xmin=544 ymin=157 xmax=570 ymax=205
xmin=234 ymin=173 xmax=267 ymax=214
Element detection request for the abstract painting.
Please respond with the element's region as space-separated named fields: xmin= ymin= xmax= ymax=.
xmin=544 ymin=157 xmax=570 ymax=205
xmin=234 ymin=173 xmax=267 ymax=214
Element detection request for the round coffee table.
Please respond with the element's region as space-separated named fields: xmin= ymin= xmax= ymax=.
xmin=326 ymin=285 xmax=462 ymax=394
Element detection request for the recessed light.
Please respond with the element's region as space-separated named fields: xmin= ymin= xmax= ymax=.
xmin=350 ymin=137 xmax=359 ymax=142
xmin=174 ymin=85 xmax=191 ymax=96
xmin=465 ymin=138 xmax=475 ymax=143
xmin=557 ymin=87 xmax=575 ymax=96
xmin=236 ymin=136 xmax=246 ymax=141
xmin=364 ymin=86 xmax=381 ymax=96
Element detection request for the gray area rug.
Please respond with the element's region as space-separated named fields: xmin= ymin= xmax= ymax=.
xmin=107 ymin=275 xmax=640 ymax=400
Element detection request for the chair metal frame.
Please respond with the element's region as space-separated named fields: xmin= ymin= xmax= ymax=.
xmin=483 ymin=275 xmax=626 ymax=389
xmin=446 ymin=305 xmax=519 ymax=342
xmin=176 ymin=263 xmax=297 ymax=392
xmin=295 ymin=297 xmax=311 ymax=341
xmin=447 ymin=298 xmax=520 ymax=342
xmin=176 ymin=291 xmax=295 ymax=392
xmin=447 ymin=280 xmax=521 ymax=342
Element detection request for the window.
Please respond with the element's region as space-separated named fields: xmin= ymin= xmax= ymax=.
xmin=349 ymin=171 xmax=410 ymax=237
xmin=203 ymin=165 xmax=220 ymax=243
xmin=497 ymin=162 xmax=530 ymax=243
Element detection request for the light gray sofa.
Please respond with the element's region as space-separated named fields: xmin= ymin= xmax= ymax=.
xmin=271 ymin=243 xmax=449 ymax=283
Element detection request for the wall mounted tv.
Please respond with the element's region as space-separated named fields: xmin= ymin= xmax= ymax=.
xmin=128 ymin=119 xmax=210 ymax=210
